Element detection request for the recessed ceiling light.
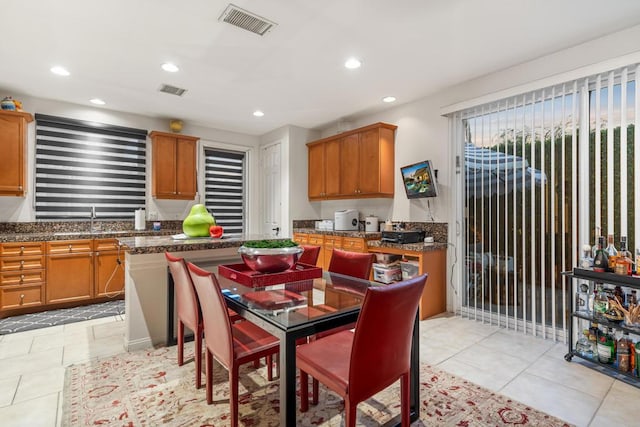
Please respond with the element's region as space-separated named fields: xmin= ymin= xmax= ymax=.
xmin=344 ymin=58 xmax=362 ymax=69
xmin=382 ymin=96 xmax=396 ymax=103
xmin=50 ymin=66 xmax=70 ymax=76
xmin=90 ymin=98 xmax=106 ymax=105
xmin=161 ymin=62 xmax=179 ymax=72
xmin=253 ymin=110 xmax=264 ymax=117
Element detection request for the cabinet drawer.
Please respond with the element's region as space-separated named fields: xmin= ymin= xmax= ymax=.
xmin=307 ymin=234 xmax=324 ymax=246
xmin=0 ymin=255 xmax=45 ymax=271
xmin=342 ymin=237 xmax=365 ymax=252
xmin=0 ymin=285 xmax=43 ymax=310
xmin=324 ymin=235 xmax=342 ymax=249
xmin=0 ymin=269 xmax=46 ymax=286
xmin=94 ymin=238 xmax=120 ymax=252
xmin=292 ymin=233 xmax=309 ymax=245
xmin=0 ymin=242 xmax=44 ymax=256
xmin=47 ymin=239 xmax=93 ymax=254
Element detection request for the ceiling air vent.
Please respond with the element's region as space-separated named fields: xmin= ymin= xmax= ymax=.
xmin=219 ymin=4 xmax=277 ymax=36
xmin=158 ymin=84 xmax=187 ymax=97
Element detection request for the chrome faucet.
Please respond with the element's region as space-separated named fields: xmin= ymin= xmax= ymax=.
xmin=90 ymin=205 xmax=97 ymax=232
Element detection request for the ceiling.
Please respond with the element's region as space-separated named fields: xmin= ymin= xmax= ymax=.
xmin=3 ymin=0 xmax=640 ymax=136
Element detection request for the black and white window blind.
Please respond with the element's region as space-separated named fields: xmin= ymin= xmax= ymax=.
xmin=34 ymin=114 xmax=147 ymax=220
xmin=203 ymin=148 xmax=245 ymax=236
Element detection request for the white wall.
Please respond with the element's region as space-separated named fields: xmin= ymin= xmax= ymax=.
xmin=0 ymin=95 xmax=260 ymax=226
xmin=293 ymin=23 xmax=640 ymax=232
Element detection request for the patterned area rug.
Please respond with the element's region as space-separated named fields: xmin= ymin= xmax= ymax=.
xmin=62 ymin=344 xmax=572 ymax=426
xmin=0 ymin=299 xmax=124 ymax=335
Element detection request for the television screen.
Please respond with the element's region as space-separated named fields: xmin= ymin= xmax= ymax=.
xmin=400 ymin=160 xmax=438 ymax=198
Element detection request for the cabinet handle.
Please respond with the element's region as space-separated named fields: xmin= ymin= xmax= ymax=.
xmin=20 ymin=274 xmax=24 ymax=283
xmin=20 ymin=294 xmax=25 ymax=304
xmin=20 ymin=246 xmax=24 ymax=254
xmin=96 ymin=252 xmax=100 ymax=257
xmin=20 ymin=260 xmax=24 ymax=268
xmin=68 ymin=244 xmax=73 ymax=251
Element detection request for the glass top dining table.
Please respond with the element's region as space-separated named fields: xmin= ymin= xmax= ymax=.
xmin=167 ymin=267 xmax=420 ymax=427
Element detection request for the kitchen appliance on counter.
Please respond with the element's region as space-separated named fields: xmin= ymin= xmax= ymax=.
xmin=334 ymin=209 xmax=359 ymax=231
xmin=365 ymin=216 xmax=379 ymax=232
xmin=381 ymin=230 xmax=426 ymax=244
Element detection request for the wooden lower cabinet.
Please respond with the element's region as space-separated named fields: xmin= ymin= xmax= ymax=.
xmin=368 ymin=246 xmax=447 ymax=320
xmin=322 ymin=235 xmax=342 ymax=270
xmin=46 ymin=251 xmax=94 ymax=304
xmin=94 ymin=239 xmax=125 ymax=298
xmin=0 ymin=242 xmax=45 ymax=312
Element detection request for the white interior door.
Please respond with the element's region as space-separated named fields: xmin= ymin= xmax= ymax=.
xmin=261 ymin=142 xmax=282 ymax=236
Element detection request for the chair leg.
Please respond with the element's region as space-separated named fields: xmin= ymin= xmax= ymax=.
xmin=253 ymin=359 xmax=260 ymax=368
xmin=312 ymin=377 xmax=319 ymax=405
xmin=345 ymin=399 xmax=357 ymax=427
xmin=177 ymin=320 xmax=184 ymax=366
xmin=401 ymin=372 xmax=410 ymax=426
xmin=205 ymin=349 xmax=213 ymax=404
xmin=266 ymin=354 xmax=273 ymax=381
xmin=195 ymin=326 xmax=203 ymax=389
xmin=300 ymin=370 xmax=309 ymax=412
xmin=230 ymin=364 xmax=240 ymax=427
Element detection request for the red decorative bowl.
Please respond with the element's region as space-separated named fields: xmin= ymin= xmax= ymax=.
xmin=238 ymin=246 xmax=303 ymax=274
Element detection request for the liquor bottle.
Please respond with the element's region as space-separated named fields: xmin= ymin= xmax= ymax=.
xmin=593 ymin=286 xmax=609 ymax=321
xmin=591 ymin=227 xmax=601 ymax=259
xmin=580 ymin=244 xmax=594 ymax=269
xmin=588 ymin=322 xmax=601 ymax=359
xmin=605 ymin=234 xmax=618 ymax=270
xmin=616 ymin=236 xmax=633 ymax=275
xmin=635 ymin=248 xmax=640 ymax=276
xmin=593 ymin=236 xmax=609 ymax=272
xmin=597 ymin=327 xmax=616 ymax=364
xmin=617 ymin=332 xmax=632 ymax=373
xmin=576 ymin=329 xmax=593 ymax=358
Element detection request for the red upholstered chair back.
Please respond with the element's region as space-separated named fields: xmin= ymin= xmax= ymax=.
xmin=187 ymin=262 xmax=234 ymax=368
xmin=348 ymin=274 xmax=427 ymax=404
xmin=327 ymin=249 xmax=374 ymax=280
xmin=165 ymin=252 xmax=200 ymax=330
xmin=299 ymin=245 xmax=321 ymax=266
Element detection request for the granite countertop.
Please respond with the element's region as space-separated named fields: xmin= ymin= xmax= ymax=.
xmin=367 ymin=240 xmax=448 ymax=253
xmin=0 ymin=229 xmax=181 ymax=243
xmin=117 ymin=234 xmax=292 ymax=255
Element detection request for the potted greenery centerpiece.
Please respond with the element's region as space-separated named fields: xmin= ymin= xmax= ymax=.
xmin=238 ymin=239 xmax=303 ymax=273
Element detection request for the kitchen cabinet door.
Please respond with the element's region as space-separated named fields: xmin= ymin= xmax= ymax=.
xmin=46 ymin=240 xmax=94 ymax=304
xmin=358 ymin=127 xmax=394 ymax=196
xmin=339 ymin=133 xmax=360 ymax=196
xmin=308 ymin=138 xmax=341 ymax=200
xmin=0 ymin=111 xmax=32 ymax=196
xmin=94 ymin=239 xmax=125 ymax=298
xmin=46 ymin=252 xmax=94 ymax=304
xmin=150 ymin=131 xmax=198 ymax=200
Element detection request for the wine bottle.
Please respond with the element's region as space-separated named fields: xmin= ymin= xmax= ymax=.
xmin=605 ymin=234 xmax=618 ymax=270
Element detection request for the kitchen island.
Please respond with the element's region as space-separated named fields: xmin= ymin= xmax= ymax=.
xmin=118 ymin=234 xmax=283 ymax=350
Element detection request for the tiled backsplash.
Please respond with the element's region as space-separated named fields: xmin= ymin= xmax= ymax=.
xmin=0 ymin=220 xmax=184 ymax=234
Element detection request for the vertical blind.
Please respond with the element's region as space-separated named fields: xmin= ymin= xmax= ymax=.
xmin=452 ymin=63 xmax=639 ymax=342
xmin=34 ymin=114 xmax=147 ymax=220
xmin=203 ymin=148 xmax=246 ymax=236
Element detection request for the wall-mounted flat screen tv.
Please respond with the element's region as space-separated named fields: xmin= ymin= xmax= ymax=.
xmin=400 ymin=160 xmax=438 ymax=198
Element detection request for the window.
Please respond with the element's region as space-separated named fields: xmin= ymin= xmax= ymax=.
xmin=34 ymin=114 xmax=147 ymax=220
xmin=203 ymin=148 xmax=246 ymax=236
xmin=453 ymin=64 xmax=640 ymax=341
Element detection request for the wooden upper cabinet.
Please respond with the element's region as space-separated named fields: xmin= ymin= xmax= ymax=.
xmin=308 ymin=137 xmax=341 ymax=200
xmin=150 ymin=131 xmax=198 ymax=200
xmin=0 ymin=111 xmax=33 ymax=197
xmin=307 ymin=122 xmax=396 ymax=200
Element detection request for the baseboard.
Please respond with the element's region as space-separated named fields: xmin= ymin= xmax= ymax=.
xmin=125 ymin=336 xmax=153 ymax=352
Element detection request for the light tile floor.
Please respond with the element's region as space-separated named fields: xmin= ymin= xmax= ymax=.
xmin=1 ymin=313 xmax=639 ymax=426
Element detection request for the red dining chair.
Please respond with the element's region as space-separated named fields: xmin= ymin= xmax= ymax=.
xmin=187 ymin=262 xmax=279 ymax=427
xmin=298 ymin=244 xmax=321 ymax=266
xmin=165 ymin=252 xmax=242 ymax=388
xmin=327 ymin=249 xmax=374 ymax=280
xmin=297 ymin=274 xmax=428 ymax=426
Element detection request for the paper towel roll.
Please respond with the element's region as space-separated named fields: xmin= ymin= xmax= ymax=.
xmin=135 ymin=209 xmax=146 ymax=230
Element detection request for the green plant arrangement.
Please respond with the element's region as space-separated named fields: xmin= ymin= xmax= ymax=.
xmin=242 ymin=239 xmax=299 ymax=249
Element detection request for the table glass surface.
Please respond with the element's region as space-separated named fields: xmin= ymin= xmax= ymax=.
xmin=216 ymin=269 xmax=381 ymax=330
